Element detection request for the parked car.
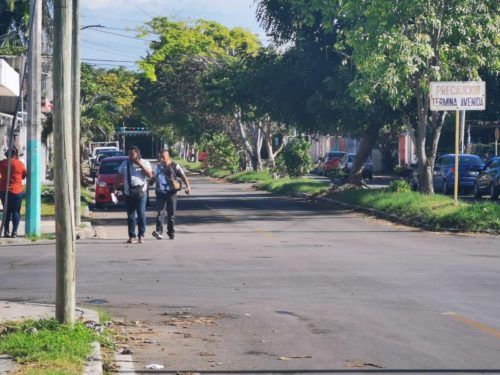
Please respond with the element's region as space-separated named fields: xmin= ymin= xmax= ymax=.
xmin=95 ymin=156 xmax=151 ymax=209
xmin=95 ymin=156 xmax=128 ymax=208
xmin=474 ymin=156 xmax=500 ymax=200
xmin=433 ymin=154 xmax=484 ymax=195
xmin=319 ymin=151 xmax=345 ymax=175
xmin=339 ymin=153 xmax=373 ymax=180
xmin=91 ymin=150 xmax=125 ymax=178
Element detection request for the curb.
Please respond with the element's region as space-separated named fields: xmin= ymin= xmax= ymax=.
xmin=293 ymin=192 xmax=498 ymax=236
xmin=79 ymin=307 xmax=103 ymax=375
xmin=114 ymin=353 xmax=137 ymax=374
xmin=0 ymin=221 xmax=96 ymax=246
xmin=84 ymin=342 xmax=103 ymax=375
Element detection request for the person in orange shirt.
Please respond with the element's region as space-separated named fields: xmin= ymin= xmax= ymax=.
xmin=0 ymin=147 xmax=27 ymax=238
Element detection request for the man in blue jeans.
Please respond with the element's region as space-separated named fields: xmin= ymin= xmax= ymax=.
xmin=112 ymin=146 xmax=152 ymax=244
xmin=152 ymin=149 xmax=191 ymax=240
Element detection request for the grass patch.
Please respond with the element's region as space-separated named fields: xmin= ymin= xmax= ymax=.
xmin=205 ymin=168 xmax=233 ymax=179
xmin=227 ymin=170 xmax=272 ymax=183
xmin=172 ymin=158 xmax=202 ymax=172
xmin=331 ymin=189 xmax=500 ymax=233
xmin=20 ymin=203 xmax=88 ymax=218
xmin=0 ymin=319 xmax=96 ymax=374
xmin=25 ymin=233 xmax=56 ymax=242
xmin=20 ymin=202 xmax=55 ymax=218
xmin=257 ymin=178 xmax=331 ymax=196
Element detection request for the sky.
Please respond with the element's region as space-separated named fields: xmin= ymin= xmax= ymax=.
xmin=80 ymin=0 xmax=268 ymax=69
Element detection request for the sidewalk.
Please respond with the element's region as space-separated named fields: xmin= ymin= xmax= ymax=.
xmin=0 ymin=301 xmax=102 ymax=374
xmin=0 ymin=219 xmax=95 ymax=245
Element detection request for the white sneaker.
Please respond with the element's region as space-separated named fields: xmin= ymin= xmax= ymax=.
xmin=152 ymin=230 xmax=163 ymax=240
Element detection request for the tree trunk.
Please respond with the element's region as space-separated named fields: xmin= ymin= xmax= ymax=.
xmin=412 ymin=87 xmax=447 ymax=194
xmin=265 ymin=137 xmax=275 ymax=168
xmin=349 ymin=123 xmax=382 ymax=185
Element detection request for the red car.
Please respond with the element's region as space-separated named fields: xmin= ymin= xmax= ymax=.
xmin=95 ymin=156 xmax=128 ymax=208
xmin=320 ymin=151 xmax=345 ymax=175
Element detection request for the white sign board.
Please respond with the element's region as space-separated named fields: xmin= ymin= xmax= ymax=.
xmin=430 ymin=81 xmax=485 ymax=111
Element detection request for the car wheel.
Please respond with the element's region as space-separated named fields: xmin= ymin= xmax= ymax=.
xmin=473 ymin=183 xmax=483 ymax=199
xmin=490 ymin=183 xmax=499 ymax=201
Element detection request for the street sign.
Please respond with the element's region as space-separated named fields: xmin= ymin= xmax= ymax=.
xmin=430 ymin=81 xmax=486 ymax=111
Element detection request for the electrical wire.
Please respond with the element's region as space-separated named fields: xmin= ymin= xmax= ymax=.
xmin=86 ymin=28 xmax=155 ymax=42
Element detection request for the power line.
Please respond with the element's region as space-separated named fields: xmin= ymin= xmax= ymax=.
xmin=87 ymin=28 xmax=155 ymax=42
xmin=82 ymin=58 xmax=137 ymax=63
xmin=81 ymin=40 xmax=140 ymax=58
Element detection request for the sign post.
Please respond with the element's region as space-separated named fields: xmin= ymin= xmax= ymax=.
xmin=430 ymin=81 xmax=486 ymax=207
xmin=495 ymin=127 xmax=499 ymax=157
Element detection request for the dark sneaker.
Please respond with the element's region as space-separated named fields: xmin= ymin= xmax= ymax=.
xmin=10 ymin=232 xmax=17 ymax=238
xmin=152 ymin=230 xmax=163 ymax=240
xmin=138 ymin=237 xmax=144 ymax=244
xmin=3 ymin=233 xmax=10 ymax=238
xmin=126 ymin=237 xmax=136 ymax=244
xmin=168 ymin=234 xmax=175 ymax=240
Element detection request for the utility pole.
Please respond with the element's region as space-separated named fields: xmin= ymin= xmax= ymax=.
xmin=53 ymin=0 xmax=76 ymax=324
xmin=25 ymin=0 xmax=42 ymax=237
xmin=72 ymin=0 xmax=81 ymax=227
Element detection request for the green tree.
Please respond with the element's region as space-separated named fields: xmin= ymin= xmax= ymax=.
xmin=276 ymin=0 xmax=499 ymax=192
xmin=278 ymin=137 xmax=313 ymax=177
xmin=257 ymin=0 xmax=402 ymax=184
xmin=200 ymin=133 xmax=239 ymax=171
xmin=136 ymin=18 xmax=261 ymax=165
xmin=0 ymin=0 xmax=53 ymax=55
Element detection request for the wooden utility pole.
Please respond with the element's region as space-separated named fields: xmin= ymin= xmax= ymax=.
xmin=53 ymin=0 xmax=76 ymax=324
xmin=72 ymin=0 xmax=81 ymax=227
xmin=25 ymin=0 xmax=42 ymax=237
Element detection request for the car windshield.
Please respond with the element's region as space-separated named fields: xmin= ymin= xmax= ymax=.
xmin=444 ymin=155 xmax=484 ymax=166
xmin=99 ymin=161 xmax=123 ymax=175
xmin=327 ymin=152 xmax=344 ymax=159
xmin=99 ymin=152 xmax=124 ymax=160
xmin=96 ymin=148 xmax=117 ymax=156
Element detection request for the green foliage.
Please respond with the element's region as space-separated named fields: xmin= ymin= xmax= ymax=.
xmin=78 ymin=64 xmax=138 ymax=143
xmin=41 ymin=185 xmax=55 ymax=204
xmin=389 ymin=179 xmax=412 ymax=193
xmin=0 ymin=319 xmax=95 ymax=372
xmin=331 ymin=189 xmax=500 ymax=233
xmin=136 ymin=18 xmax=260 ymax=144
xmin=227 ymin=170 xmax=272 ymax=183
xmin=204 ymin=168 xmax=233 ymax=179
xmin=139 ymin=18 xmax=260 ymax=81
xmin=257 ymin=178 xmax=330 ymax=196
xmin=278 ymin=138 xmax=313 ymax=177
xmin=200 ymin=133 xmax=239 ymax=171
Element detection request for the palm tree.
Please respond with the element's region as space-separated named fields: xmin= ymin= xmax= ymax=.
xmin=0 ymin=0 xmax=53 ymax=55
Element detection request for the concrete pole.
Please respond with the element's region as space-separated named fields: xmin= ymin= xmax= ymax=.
xmin=25 ymin=0 xmax=42 ymax=237
xmin=53 ymin=0 xmax=76 ymax=324
xmin=72 ymin=0 xmax=81 ymax=227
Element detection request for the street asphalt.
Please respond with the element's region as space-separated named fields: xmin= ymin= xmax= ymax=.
xmin=0 ymin=175 xmax=499 ymax=373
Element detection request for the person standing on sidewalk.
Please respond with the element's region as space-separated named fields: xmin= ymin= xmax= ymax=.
xmin=112 ymin=146 xmax=153 ymax=244
xmin=0 ymin=147 xmax=27 ymax=238
xmin=152 ymin=149 xmax=191 ymax=240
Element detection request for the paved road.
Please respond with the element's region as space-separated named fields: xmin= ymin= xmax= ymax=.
xmin=1 ymin=175 xmax=499 ymax=373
